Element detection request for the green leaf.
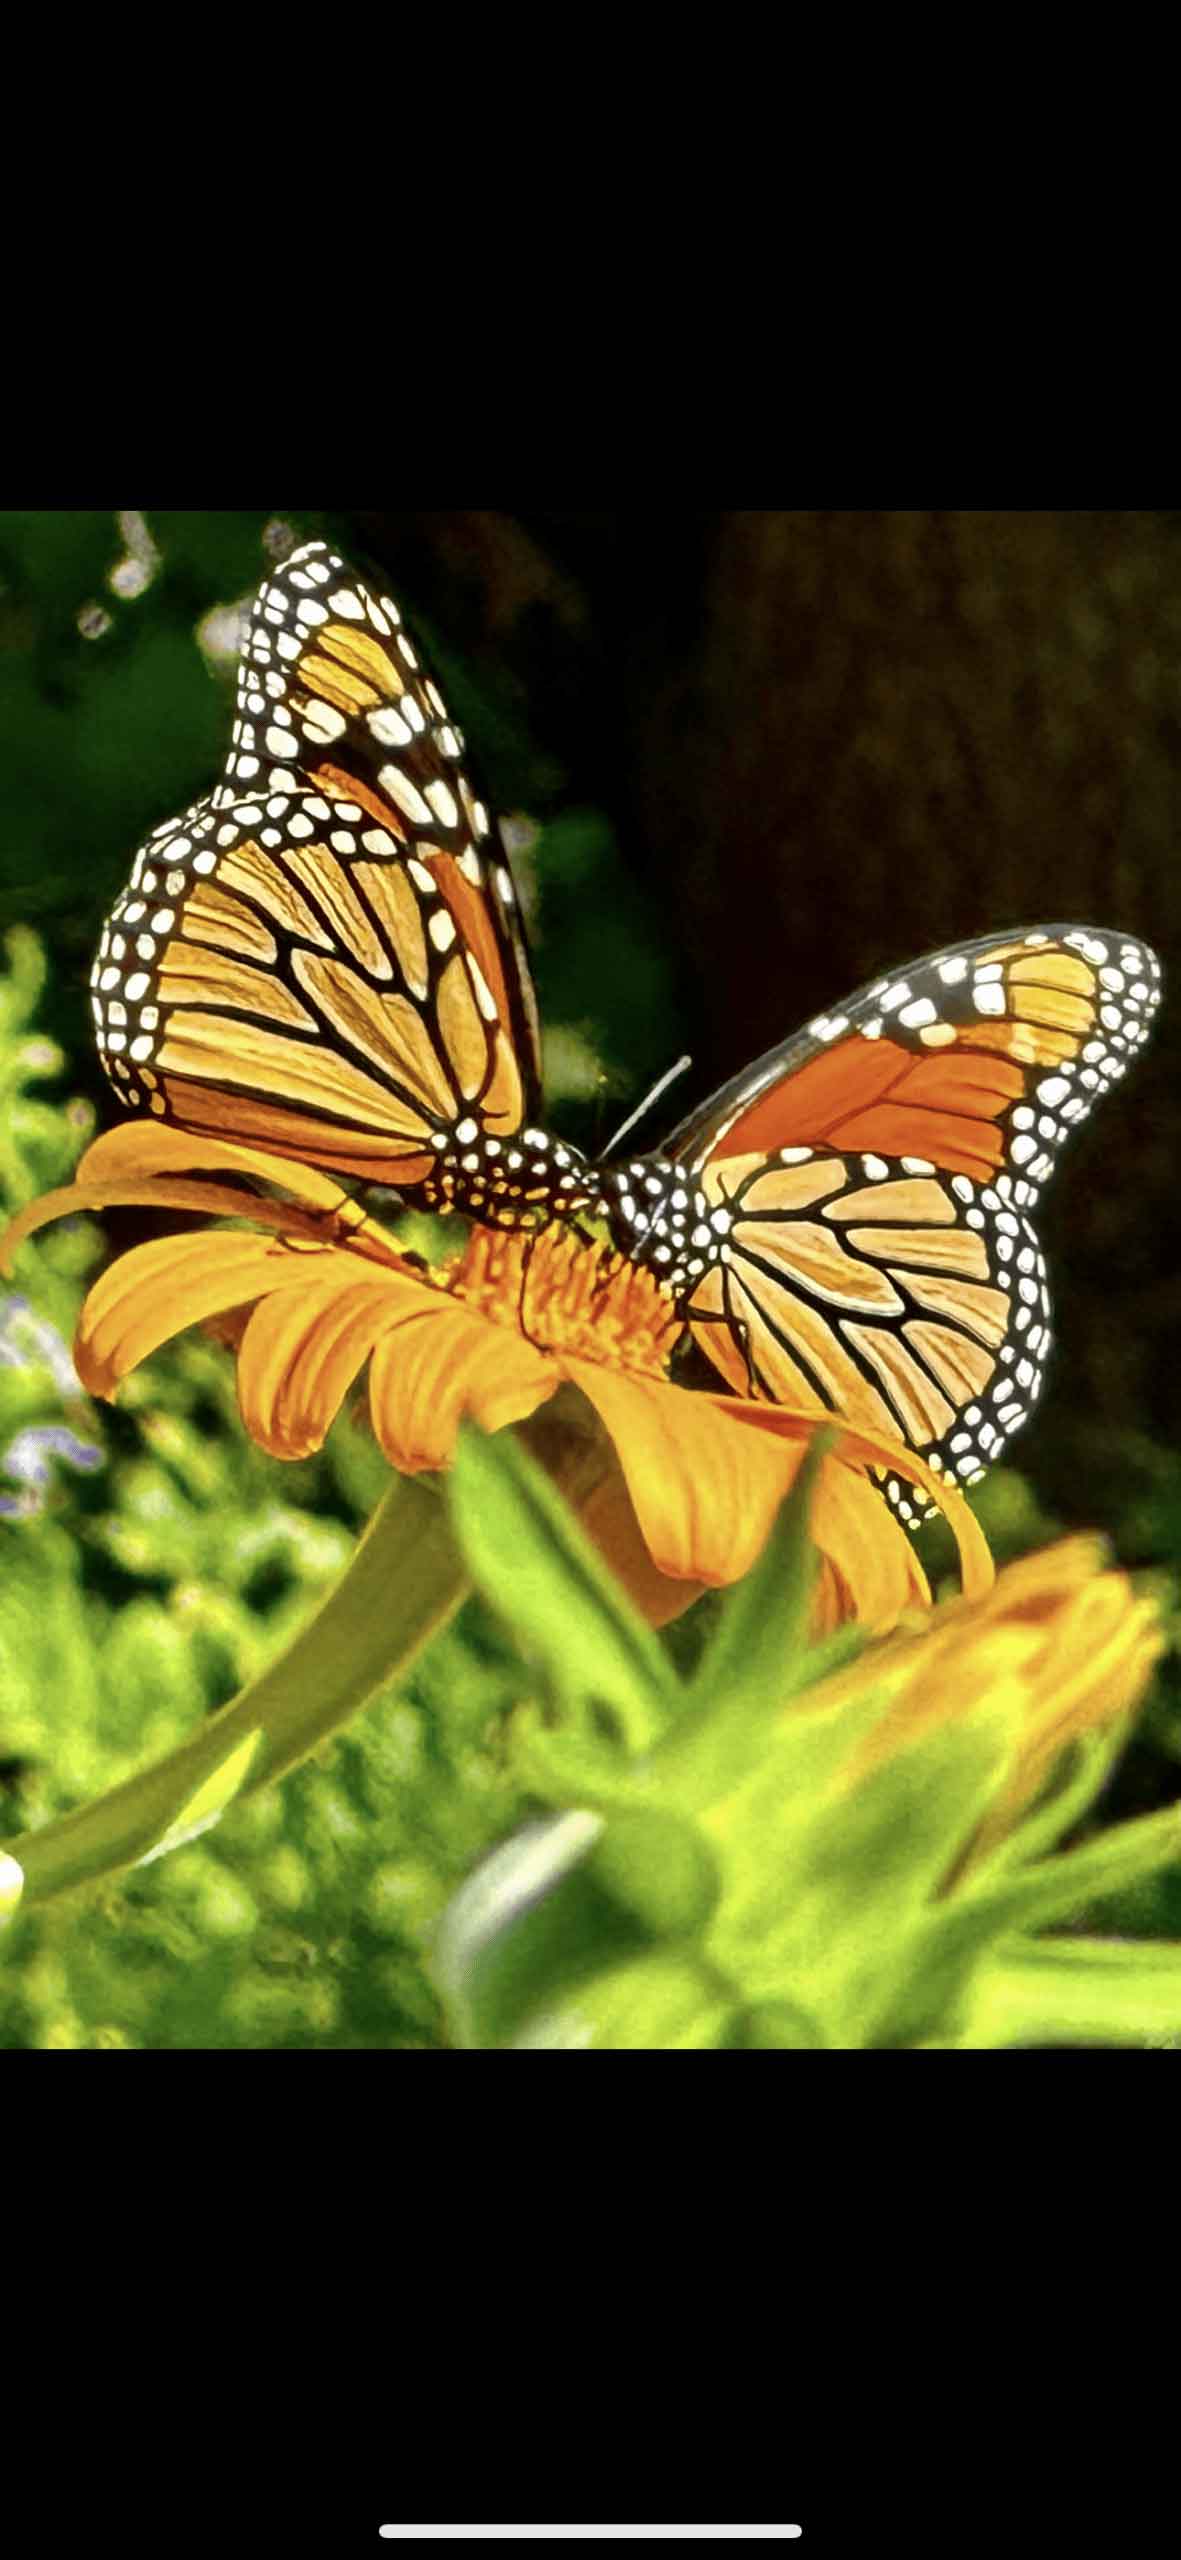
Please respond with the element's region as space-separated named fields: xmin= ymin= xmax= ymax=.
xmin=811 ymin=1706 xmax=1018 ymax=1920
xmin=432 ymin=1812 xmax=642 ymax=2049
xmin=1 ymin=1474 xmax=469 ymax=1909
xmin=706 ymin=1698 xmax=1018 ymax=2043
xmin=447 ymin=1424 xmax=676 ymax=1750
xmin=887 ymin=1802 xmax=1181 ymax=2044
xmin=510 ymin=1705 xmax=663 ymax=1814
xmin=516 ymin=1950 xmax=739 ymax=2050
xmin=587 ymin=1808 xmax=721 ymax=1939
xmin=881 ymin=1802 xmax=1178 ymax=2037
xmin=433 ymin=1802 xmax=726 ymax=2046
xmin=687 ymin=1435 xmax=826 ymax=1715
xmin=666 ymin=1657 xmax=886 ymax=1834
xmin=954 ymin=1801 xmax=1181 ymax=1944
xmin=964 ymin=1718 xmax=1135 ymax=1880
xmin=964 ymin=1935 xmax=1181 ymax=2049
xmin=652 ymin=1443 xmax=869 ymax=1811
xmin=728 ymin=1999 xmax=827 ymax=2049
xmin=137 ymin=1729 xmax=264 ymax=1867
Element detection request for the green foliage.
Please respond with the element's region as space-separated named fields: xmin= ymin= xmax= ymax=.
xmin=448 ymin=1423 xmax=678 ymax=1750
xmin=0 ymin=932 xmax=532 ymax=2046
xmin=434 ymin=1434 xmax=1181 ymax=2051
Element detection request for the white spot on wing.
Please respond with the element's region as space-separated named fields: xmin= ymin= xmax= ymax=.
xmin=380 ymin=767 xmax=432 ymax=827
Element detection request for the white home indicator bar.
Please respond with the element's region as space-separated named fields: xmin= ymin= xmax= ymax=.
xmin=378 ymin=2531 xmax=803 ymax=2543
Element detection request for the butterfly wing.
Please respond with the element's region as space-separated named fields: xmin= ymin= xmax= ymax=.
xmin=221 ymin=539 xmax=542 ymax=1089
xmin=663 ymin=927 xmax=1162 ymax=1514
xmin=91 ymin=540 xmax=542 ymax=1185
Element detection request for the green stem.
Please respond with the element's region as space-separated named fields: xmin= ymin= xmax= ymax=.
xmin=1 ymin=1474 xmax=470 ymax=1912
xmin=964 ymin=1935 xmax=1181 ymax=2048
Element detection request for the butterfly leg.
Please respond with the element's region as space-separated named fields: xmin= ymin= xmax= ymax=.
xmin=330 ymin=1197 xmax=405 ymax=1268
xmin=515 ymin=1224 xmax=553 ymax=1354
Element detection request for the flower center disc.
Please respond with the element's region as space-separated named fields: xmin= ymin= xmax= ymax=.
xmin=451 ymin=1227 xmax=681 ymax=1378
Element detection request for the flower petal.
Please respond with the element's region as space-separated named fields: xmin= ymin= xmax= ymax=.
xmin=236 ymin=1272 xmax=423 ymax=1460
xmin=811 ymin=1556 xmax=854 ymax=1636
xmin=369 ymin=1299 xmax=553 ymax=1472
xmin=76 ymin=1123 xmax=411 ymax=1273
xmin=2 ymin=1179 xmax=111 ymax=1272
xmin=568 ymin=1365 xmax=947 ymax=1628
xmin=75 ymin=1231 xmax=356 ymax=1397
xmin=3 ymin=1173 xmax=300 ymax=1275
xmin=2 ymin=1170 xmax=413 ymax=1301
xmin=1004 ymin=1562 xmax=1166 ymax=1822
xmin=970 ymin=1533 xmax=1105 ymax=1628
xmin=565 ymin=1362 xmax=810 ymax=1588
xmin=76 ymin=1122 xmax=359 ymax=1221
xmin=836 ymin=1535 xmax=1167 ymax=1855
xmin=704 ymin=1396 xmax=994 ymax=1601
xmin=803 ymin=1448 xmax=931 ymax=1626
xmin=575 ymin=1460 xmax=709 ymax=1629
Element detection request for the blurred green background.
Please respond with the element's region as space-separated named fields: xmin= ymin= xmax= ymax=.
xmin=1 ymin=506 xmax=1178 ymax=2048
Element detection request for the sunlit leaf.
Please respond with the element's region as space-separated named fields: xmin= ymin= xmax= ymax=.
xmin=965 ymin=1936 xmax=1181 ymax=2050
xmin=137 ymin=1730 xmax=265 ymax=1868
xmin=587 ymin=1807 xmax=721 ymax=1940
xmin=510 ymin=1707 xmax=660 ymax=1815
xmin=686 ymin=1434 xmax=826 ymax=1715
xmin=432 ymin=1812 xmax=636 ymax=2050
xmin=448 ymin=1425 xmax=676 ymax=1749
xmin=953 ymin=1800 xmax=1181 ymax=1944
xmin=516 ymin=1950 xmax=738 ymax=2051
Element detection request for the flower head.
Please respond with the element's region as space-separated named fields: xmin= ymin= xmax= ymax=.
xmin=2 ymin=1123 xmax=993 ymax=1628
xmin=812 ymin=1531 xmax=1165 ymax=1850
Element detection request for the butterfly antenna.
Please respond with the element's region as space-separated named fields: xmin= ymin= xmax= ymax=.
xmin=598 ymin=1055 xmax=693 ymax=1161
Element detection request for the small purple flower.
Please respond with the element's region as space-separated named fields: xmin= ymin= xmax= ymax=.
xmin=0 ymin=1294 xmax=79 ymax=1394
xmin=1 ymin=1423 xmax=103 ymax=1517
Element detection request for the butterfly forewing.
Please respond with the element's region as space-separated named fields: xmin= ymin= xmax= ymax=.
xmin=665 ymin=926 xmax=1162 ymax=1513
xmin=91 ymin=542 xmax=542 ymax=1184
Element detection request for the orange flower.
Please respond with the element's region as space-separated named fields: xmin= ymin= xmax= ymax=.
xmin=815 ymin=1532 xmax=1164 ymax=1849
xmin=1 ymin=1123 xmax=993 ymax=1629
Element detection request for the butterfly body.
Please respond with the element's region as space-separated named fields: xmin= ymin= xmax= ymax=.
xmin=595 ymin=1157 xmax=718 ymax=1293
xmin=420 ymin=1120 xmax=597 ymax=1230
xmin=91 ymin=537 xmax=1162 ymax=1530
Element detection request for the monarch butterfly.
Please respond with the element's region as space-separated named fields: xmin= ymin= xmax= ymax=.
xmin=91 ymin=538 xmax=1163 ymax=1525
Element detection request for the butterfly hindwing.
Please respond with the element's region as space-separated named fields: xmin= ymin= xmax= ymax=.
xmin=91 ymin=542 xmax=543 ymax=1184
xmin=666 ymin=926 xmax=1162 ymax=1513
